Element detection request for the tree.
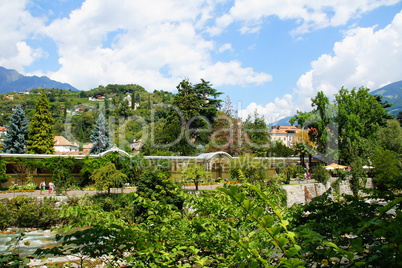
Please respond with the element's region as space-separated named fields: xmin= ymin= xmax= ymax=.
xmin=291 ymin=92 xmax=337 ymax=163
xmin=397 ymin=111 xmax=402 ymax=125
xmin=310 ymin=164 xmax=330 ymax=184
xmin=206 ymin=97 xmax=250 ymax=156
xmin=371 ymin=147 xmax=402 ymax=193
xmin=136 ymin=169 xmax=184 ymax=209
xmin=0 ymin=158 xmax=10 ymax=184
xmin=206 ymin=111 xmax=250 ymax=156
xmin=156 ymin=79 xmax=222 ymax=155
xmin=244 ymin=111 xmax=270 ymax=156
xmin=267 ymin=140 xmax=294 ymax=157
xmin=73 ymin=111 xmax=97 ymax=143
xmin=27 ymin=91 xmax=55 ymax=154
xmin=114 ymin=99 xmax=132 ymax=118
xmin=90 ymin=161 xmax=127 ymax=194
xmin=180 ymin=163 xmax=211 ymax=191
xmin=310 ymin=91 xmax=332 ymax=154
xmin=292 ymin=130 xmax=315 ymax=169
xmin=336 ymin=87 xmax=390 ymax=163
xmin=293 ymin=87 xmax=390 ymax=165
xmin=377 ymin=119 xmax=402 ymax=155
xmin=2 ymin=105 xmax=28 ymax=154
xmin=90 ymin=112 xmax=111 ymax=154
xmin=44 ymin=157 xmax=76 ymax=195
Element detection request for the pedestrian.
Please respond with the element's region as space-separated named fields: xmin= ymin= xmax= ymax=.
xmin=39 ymin=181 xmax=46 ymax=195
xmin=48 ymin=182 xmax=55 ymax=194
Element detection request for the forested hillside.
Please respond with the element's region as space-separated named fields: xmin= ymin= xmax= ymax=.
xmin=0 ymin=84 xmax=175 ymax=151
xmin=370 ymin=80 xmax=402 ymax=115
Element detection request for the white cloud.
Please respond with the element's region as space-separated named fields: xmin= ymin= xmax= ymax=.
xmin=198 ymin=61 xmax=272 ymax=86
xmin=30 ymin=0 xmax=272 ymax=90
xmin=296 ymin=10 xmax=402 ymax=99
xmin=243 ymin=10 xmax=402 ymax=123
xmin=239 ymin=94 xmax=294 ymax=124
xmin=218 ymin=43 xmax=233 ymax=53
xmin=210 ymin=0 xmax=401 ymax=35
xmin=0 ymin=0 xmax=44 ymax=71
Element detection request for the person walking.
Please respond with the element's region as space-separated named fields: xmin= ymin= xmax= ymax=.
xmin=39 ymin=181 xmax=46 ymax=195
xmin=48 ymin=182 xmax=55 ymax=194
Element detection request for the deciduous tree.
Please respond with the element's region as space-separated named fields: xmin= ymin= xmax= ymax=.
xmin=180 ymin=163 xmax=211 ymax=191
xmin=377 ymin=119 xmax=402 ymax=154
xmin=336 ymin=87 xmax=389 ymax=163
xmin=90 ymin=161 xmax=127 ymax=194
xmin=244 ymin=111 xmax=270 ymax=156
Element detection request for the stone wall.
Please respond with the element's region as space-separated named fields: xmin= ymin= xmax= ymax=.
xmin=283 ymin=178 xmax=373 ymax=207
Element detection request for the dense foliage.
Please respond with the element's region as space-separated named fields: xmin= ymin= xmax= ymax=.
xmin=0 ymin=196 xmax=60 ymax=230
xmin=0 ymin=181 xmax=395 ymax=267
xmin=90 ymin=112 xmax=111 ymax=154
xmin=2 ymin=105 xmax=28 ymax=154
xmin=26 ymin=91 xmax=55 ymax=154
xmin=1 ymin=82 xmax=402 ymax=267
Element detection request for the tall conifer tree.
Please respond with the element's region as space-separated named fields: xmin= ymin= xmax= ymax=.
xmin=90 ymin=112 xmax=111 ymax=154
xmin=2 ymin=105 xmax=29 ymax=154
xmin=27 ymin=91 xmax=55 ymax=154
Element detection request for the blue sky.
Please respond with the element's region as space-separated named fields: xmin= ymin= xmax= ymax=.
xmin=1 ymin=0 xmax=402 ymax=123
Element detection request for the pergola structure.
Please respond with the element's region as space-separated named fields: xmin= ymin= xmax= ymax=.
xmin=0 ymin=146 xmax=311 ymax=187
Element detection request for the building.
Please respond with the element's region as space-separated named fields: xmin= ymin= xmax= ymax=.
xmin=54 ymin=136 xmax=79 ymax=153
xmin=0 ymin=126 xmax=8 ymax=137
xmin=88 ymin=95 xmax=105 ymax=101
xmin=82 ymin=144 xmax=93 ymax=154
xmin=123 ymin=94 xmax=132 ymax=107
xmin=269 ymin=125 xmax=300 ymax=147
xmin=130 ymin=139 xmax=143 ymax=152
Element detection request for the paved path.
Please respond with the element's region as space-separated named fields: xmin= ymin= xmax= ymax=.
xmin=0 ymin=185 xmax=225 ymax=199
xmin=0 ymin=180 xmax=321 ymax=199
xmin=0 ymin=188 xmax=134 ymax=199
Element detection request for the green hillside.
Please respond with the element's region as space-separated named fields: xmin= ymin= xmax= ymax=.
xmin=371 ymin=80 xmax=402 ymax=115
xmin=0 ymin=85 xmax=175 ymax=151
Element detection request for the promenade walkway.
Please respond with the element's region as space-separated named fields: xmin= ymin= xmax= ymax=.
xmin=0 ymin=179 xmax=321 ymax=199
xmin=0 ymin=184 xmax=226 ymax=199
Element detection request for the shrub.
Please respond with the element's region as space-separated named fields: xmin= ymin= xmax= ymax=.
xmin=1 ymin=196 xmax=60 ymax=230
xmin=311 ymin=164 xmax=330 ymax=184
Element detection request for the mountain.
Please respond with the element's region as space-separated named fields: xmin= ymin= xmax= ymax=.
xmin=268 ymin=116 xmax=292 ymax=126
xmin=0 ymin=66 xmax=79 ymax=93
xmin=370 ymin=80 xmax=402 ymax=116
xmin=271 ymin=81 xmax=402 ymax=127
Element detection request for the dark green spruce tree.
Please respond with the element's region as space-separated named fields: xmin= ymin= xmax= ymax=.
xmin=2 ymin=105 xmax=29 ymax=154
xmin=90 ymin=112 xmax=111 ymax=154
xmin=27 ymin=91 xmax=55 ymax=154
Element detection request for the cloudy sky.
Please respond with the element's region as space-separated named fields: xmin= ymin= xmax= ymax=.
xmin=2 ymin=0 xmax=402 ymax=123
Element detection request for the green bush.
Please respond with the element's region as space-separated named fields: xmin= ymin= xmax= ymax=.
xmin=0 ymin=196 xmax=60 ymax=230
xmin=0 ymin=202 xmax=10 ymax=230
xmin=311 ymin=164 xmax=330 ymax=184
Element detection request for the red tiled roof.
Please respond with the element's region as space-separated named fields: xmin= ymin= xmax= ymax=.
xmin=269 ymin=126 xmax=300 ymax=134
xmin=54 ymin=136 xmax=78 ymax=147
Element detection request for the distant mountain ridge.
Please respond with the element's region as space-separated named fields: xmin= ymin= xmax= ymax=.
xmin=0 ymin=66 xmax=78 ymax=93
xmin=370 ymin=80 xmax=402 ymax=115
xmin=272 ymin=80 xmax=402 ymax=126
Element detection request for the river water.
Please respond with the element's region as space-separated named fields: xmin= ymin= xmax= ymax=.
xmin=0 ymin=229 xmax=60 ymax=257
